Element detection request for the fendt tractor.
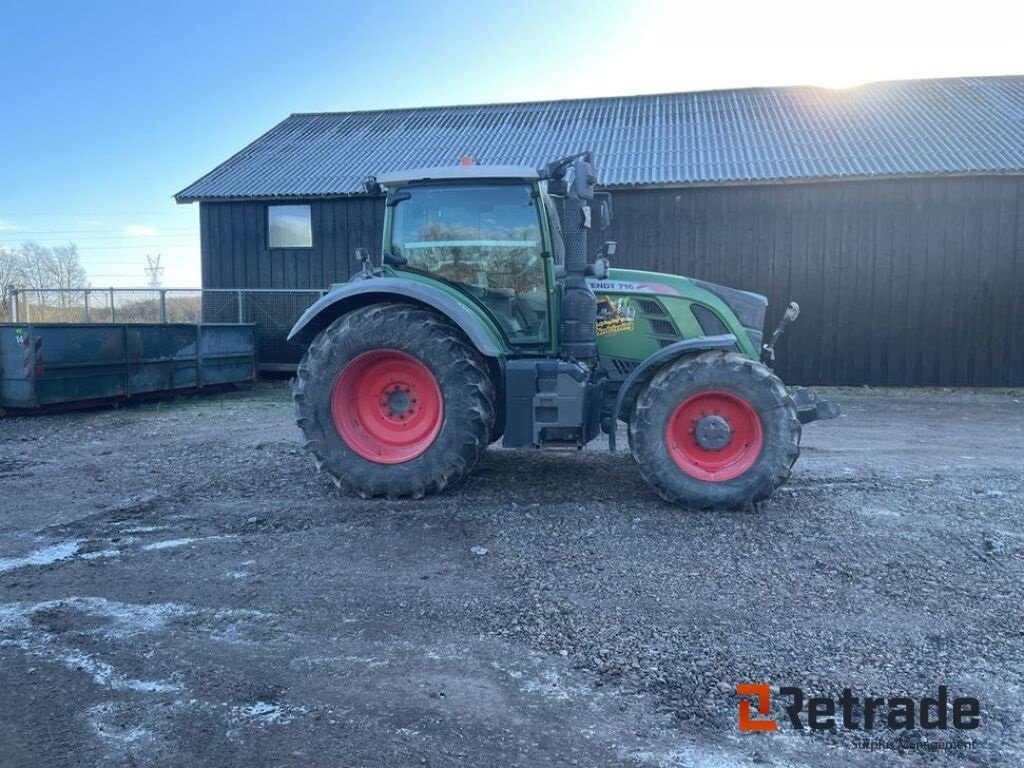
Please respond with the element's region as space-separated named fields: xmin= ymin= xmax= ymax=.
xmin=288 ymin=153 xmax=839 ymax=509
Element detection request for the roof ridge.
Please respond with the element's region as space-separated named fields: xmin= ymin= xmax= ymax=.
xmin=287 ymin=74 xmax=1024 ymax=119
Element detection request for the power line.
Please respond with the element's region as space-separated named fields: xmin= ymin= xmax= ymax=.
xmin=0 ymin=243 xmax=200 ymax=250
xmin=0 ymin=227 xmax=196 ymax=235
xmin=87 ymin=274 xmax=153 ymax=278
xmin=0 ymin=236 xmax=196 ymax=241
xmin=76 ymin=256 xmax=195 ymax=264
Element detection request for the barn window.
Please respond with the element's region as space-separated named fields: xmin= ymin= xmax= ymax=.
xmin=268 ymin=204 xmax=313 ymax=248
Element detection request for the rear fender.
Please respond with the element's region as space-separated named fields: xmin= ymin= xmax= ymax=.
xmin=287 ymin=278 xmax=505 ymax=357
xmin=608 ymin=334 xmax=737 ymax=452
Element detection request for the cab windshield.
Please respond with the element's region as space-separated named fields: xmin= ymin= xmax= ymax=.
xmin=391 ymin=182 xmax=548 ymax=342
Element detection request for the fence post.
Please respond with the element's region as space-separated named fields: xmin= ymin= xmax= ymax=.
xmin=237 ymin=290 xmax=244 ymax=324
xmin=110 ymin=287 xmax=116 ymax=322
xmin=159 ymin=290 xmax=167 ymax=323
xmin=3 ymin=286 xmax=13 ymax=323
xmin=83 ymin=290 xmax=91 ymax=323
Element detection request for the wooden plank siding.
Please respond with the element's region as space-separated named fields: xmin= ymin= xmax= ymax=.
xmin=199 ymin=198 xmax=384 ymax=290
xmin=199 ymin=175 xmax=1024 ymax=386
xmin=606 ymin=177 xmax=1024 ymax=386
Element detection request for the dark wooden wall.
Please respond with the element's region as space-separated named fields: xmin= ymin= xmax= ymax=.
xmin=200 ymin=176 xmax=1024 ymax=386
xmin=607 ymin=176 xmax=1024 ymax=386
xmin=200 ymin=197 xmax=384 ymax=289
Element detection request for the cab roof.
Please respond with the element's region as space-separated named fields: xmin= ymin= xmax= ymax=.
xmin=376 ymin=165 xmax=540 ymax=186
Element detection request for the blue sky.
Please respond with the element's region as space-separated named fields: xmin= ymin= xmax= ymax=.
xmin=1 ymin=0 xmax=1020 ymax=286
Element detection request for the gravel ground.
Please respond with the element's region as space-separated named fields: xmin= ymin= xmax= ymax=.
xmin=0 ymin=382 xmax=1021 ymax=767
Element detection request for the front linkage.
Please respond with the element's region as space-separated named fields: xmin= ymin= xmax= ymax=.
xmin=760 ymin=301 xmax=842 ymax=426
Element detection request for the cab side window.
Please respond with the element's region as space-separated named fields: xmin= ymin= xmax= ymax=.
xmin=391 ymin=183 xmax=548 ymax=342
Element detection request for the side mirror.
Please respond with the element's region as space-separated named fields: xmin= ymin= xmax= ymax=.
xmin=355 ymin=247 xmax=370 ymax=265
xmin=571 ymin=157 xmax=596 ymax=201
xmin=595 ymin=192 xmax=613 ymax=231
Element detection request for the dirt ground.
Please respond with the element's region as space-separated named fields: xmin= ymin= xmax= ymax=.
xmin=0 ymin=382 xmax=1021 ymax=767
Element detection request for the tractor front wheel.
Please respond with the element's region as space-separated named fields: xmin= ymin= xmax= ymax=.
xmin=629 ymin=351 xmax=800 ymax=509
xmin=293 ymin=303 xmax=495 ymax=499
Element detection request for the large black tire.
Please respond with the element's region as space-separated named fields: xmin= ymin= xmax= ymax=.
xmin=628 ymin=350 xmax=800 ymax=510
xmin=292 ymin=303 xmax=495 ymax=499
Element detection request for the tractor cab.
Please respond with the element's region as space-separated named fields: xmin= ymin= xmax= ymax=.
xmin=376 ymin=165 xmax=557 ymax=349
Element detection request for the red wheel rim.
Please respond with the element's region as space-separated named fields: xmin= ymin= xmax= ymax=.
xmin=331 ymin=350 xmax=443 ymax=464
xmin=665 ymin=390 xmax=763 ymax=481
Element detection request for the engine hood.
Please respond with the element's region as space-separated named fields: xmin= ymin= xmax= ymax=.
xmin=587 ymin=268 xmax=768 ymax=331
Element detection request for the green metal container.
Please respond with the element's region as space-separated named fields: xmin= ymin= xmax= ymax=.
xmin=0 ymin=323 xmax=257 ymax=411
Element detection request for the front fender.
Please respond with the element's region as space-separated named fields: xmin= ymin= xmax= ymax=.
xmin=287 ymin=278 xmax=505 ymax=357
xmin=608 ymin=334 xmax=738 ymax=452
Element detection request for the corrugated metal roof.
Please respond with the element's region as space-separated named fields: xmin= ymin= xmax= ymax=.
xmin=175 ymin=76 xmax=1024 ymax=201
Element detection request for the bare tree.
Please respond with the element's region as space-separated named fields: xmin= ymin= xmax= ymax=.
xmin=5 ymin=242 xmax=90 ymax=318
xmin=0 ymin=247 xmax=20 ymax=320
xmin=15 ymin=242 xmax=55 ymax=290
xmin=50 ymin=243 xmax=89 ymax=288
xmin=0 ymin=246 xmax=21 ymax=290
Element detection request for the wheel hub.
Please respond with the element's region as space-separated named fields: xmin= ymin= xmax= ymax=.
xmin=384 ymin=387 xmax=412 ymax=417
xmin=694 ymin=413 xmax=732 ymax=451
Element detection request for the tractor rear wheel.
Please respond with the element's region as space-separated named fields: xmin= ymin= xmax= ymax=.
xmin=293 ymin=303 xmax=495 ymax=499
xmin=628 ymin=350 xmax=800 ymax=509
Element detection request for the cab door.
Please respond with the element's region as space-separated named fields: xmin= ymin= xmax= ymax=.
xmin=388 ymin=181 xmax=552 ymax=347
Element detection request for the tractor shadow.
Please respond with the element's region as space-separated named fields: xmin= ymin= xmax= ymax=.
xmin=460 ymin=445 xmax=658 ymax=507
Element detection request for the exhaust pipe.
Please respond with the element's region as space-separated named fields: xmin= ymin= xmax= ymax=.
xmin=556 ymin=156 xmax=598 ymax=360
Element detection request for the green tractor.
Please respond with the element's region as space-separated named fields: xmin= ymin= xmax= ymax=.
xmin=289 ymin=153 xmax=839 ymax=509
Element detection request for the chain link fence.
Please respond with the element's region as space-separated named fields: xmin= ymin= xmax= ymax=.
xmin=2 ymin=287 xmax=326 ymax=371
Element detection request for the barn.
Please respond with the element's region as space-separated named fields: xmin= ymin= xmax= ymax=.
xmin=175 ymin=75 xmax=1024 ymax=386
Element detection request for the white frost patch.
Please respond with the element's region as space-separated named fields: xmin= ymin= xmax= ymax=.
xmin=343 ymin=654 xmax=389 ymax=668
xmin=87 ymin=703 xmax=158 ymax=748
xmin=143 ymin=538 xmax=195 ymax=551
xmin=80 ymin=550 xmax=122 ymax=560
xmin=60 ymin=649 xmax=180 ymax=693
xmin=233 ymin=701 xmax=307 ymax=725
xmin=95 ymin=724 xmax=153 ymax=745
xmin=0 ymin=540 xmax=82 ymax=573
xmin=55 ymin=596 xmax=188 ymax=635
xmin=0 ymin=596 xmax=189 ymax=639
xmin=858 ymin=506 xmax=901 ymax=517
xmin=142 ymin=534 xmax=237 ymax=551
xmin=0 ymin=597 xmax=269 ymax=699
xmin=0 ymin=598 xmax=185 ymax=693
